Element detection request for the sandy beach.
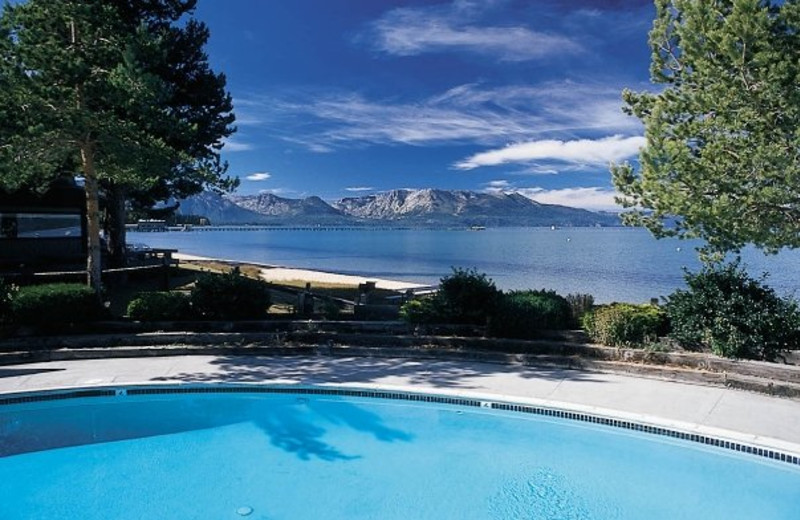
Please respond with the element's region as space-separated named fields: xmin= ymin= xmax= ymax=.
xmin=173 ymin=253 xmax=430 ymax=291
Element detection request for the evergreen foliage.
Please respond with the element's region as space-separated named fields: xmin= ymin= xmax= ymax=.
xmin=102 ymin=1 xmax=237 ymax=265
xmin=190 ymin=268 xmax=272 ymax=320
xmin=432 ymin=267 xmax=501 ymax=325
xmin=0 ymin=0 xmax=235 ymax=284
xmin=489 ymin=290 xmax=572 ymax=339
xmin=666 ymin=262 xmax=800 ymax=359
xmin=127 ymin=291 xmax=193 ymax=321
xmin=11 ymin=283 xmax=104 ymax=327
xmin=612 ymin=0 xmax=800 ymax=256
xmin=399 ymin=268 xmax=500 ymax=326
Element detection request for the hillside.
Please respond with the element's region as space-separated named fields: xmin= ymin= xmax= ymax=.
xmin=175 ymin=191 xmax=270 ymax=225
xmin=333 ymin=189 xmax=618 ymax=227
xmin=177 ymin=189 xmax=620 ymax=227
xmin=229 ymin=193 xmax=351 ymax=224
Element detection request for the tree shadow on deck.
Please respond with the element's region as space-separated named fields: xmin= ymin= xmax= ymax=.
xmin=0 ymin=367 xmax=65 ymax=379
xmin=149 ymin=354 xmax=608 ymax=390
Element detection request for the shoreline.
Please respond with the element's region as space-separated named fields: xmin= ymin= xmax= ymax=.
xmin=173 ymin=253 xmax=431 ymax=291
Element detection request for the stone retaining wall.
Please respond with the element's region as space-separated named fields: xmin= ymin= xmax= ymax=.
xmin=1 ymin=322 xmax=798 ymax=399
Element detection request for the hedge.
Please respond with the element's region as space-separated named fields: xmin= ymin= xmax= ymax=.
xmin=127 ymin=291 xmax=193 ymax=321
xmin=489 ymin=290 xmax=572 ymax=339
xmin=190 ymin=268 xmax=272 ymax=320
xmin=11 ymin=283 xmax=105 ymax=328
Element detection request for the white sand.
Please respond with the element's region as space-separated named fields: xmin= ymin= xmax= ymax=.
xmin=173 ymin=253 xmax=216 ymax=262
xmin=258 ymin=267 xmax=427 ymax=291
xmin=173 ymin=253 xmax=428 ymax=291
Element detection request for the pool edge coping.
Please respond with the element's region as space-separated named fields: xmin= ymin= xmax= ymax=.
xmin=2 ymin=381 xmax=799 ymax=468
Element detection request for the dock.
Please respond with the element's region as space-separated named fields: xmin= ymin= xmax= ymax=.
xmin=127 ymin=225 xmax=420 ymax=232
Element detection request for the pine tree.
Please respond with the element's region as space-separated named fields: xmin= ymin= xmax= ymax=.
xmin=0 ymin=0 xmax=236 ymax=286
xmin=104 ymin=1 xmax=237 ymax=266
xmin=612 ymin=0 xmax=800 ymax=257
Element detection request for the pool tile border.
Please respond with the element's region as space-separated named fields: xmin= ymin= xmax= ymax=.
xmin=1 ymin=384 xmax=798 ymax=467
xmin=0 ymin=388 xmax=116 ymax=405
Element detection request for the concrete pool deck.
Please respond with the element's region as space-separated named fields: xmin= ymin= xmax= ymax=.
xmin=1 ymin=354 xmax=799 ymax=458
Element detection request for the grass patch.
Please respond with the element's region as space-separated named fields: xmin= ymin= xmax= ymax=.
xmin=180 ymin=260 xmax=263 ymax=279
xmin=270 ymin=279 xmax=358 ymax=290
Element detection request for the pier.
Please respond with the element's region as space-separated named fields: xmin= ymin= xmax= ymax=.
xmin=182 ymin=225 xmax=416 ymax=232
xmin=127 ymin=224 xmax=424 ymax=232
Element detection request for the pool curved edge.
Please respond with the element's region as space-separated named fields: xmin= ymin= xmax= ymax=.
xmin=2 ymin=382 xmax=799 ymax=467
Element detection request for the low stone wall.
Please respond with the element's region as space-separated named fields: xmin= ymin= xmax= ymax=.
xmin=1 ymin=319 xmax=486 ymax=338
xmin=0 ymin=321 xmax=798 ymax=399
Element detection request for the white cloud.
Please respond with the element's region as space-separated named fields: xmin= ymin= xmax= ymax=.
xmin=257 ymin=188 xmax=299 ymax=197
xmin=487 ymin=179 xmax=510 ymax=188
xmin=292 ymin=93 xmax=524 ymax=145
xmin=512 ymin=165 xmax=560 ymax=175
xmin=232 ymin=100 xmax=266 ymax=127
xmin=576 ymin=8 xmax=603 ymax=18
xmin=307 ymin=143 xmax=334 ymax=154
xmin=244 ymin=81 xmax=641 ymax=152
xmin=481 ymin=180 xmax=621 ymax=211
xmin=367 ymin=1 xmax=582 ymax=61
xmin=245 ymin=172 xmax=272 ymax=181
xmin=430 ymin=82 xmax=641 ymax=132
xmin=516 ymin=187 xmax=622 ymax=212
xmin=455 ymin=135 xmax=645 ymax=170
xmin=222 ymin=138 xmax=255 ymax=152
xmin=484 ymin=180 xmax=511 ymax=193
xmin=277 ymin=136 xmax=334 ymax=154
xmin=345 ymin=186 xmax=374 ymax=192
xmin=233 ymin=114 xmax=265 ymax=127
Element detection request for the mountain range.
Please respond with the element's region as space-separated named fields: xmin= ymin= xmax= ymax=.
xmin=176 ymin=189 xmax=621 ymax=227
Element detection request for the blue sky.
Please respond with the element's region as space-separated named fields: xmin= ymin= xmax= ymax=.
xmin=195 ymin=0 xmax=656 ymax=210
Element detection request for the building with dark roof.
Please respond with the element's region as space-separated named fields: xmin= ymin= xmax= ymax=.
xmin=0 ymin=179 xmax=87 ymax=273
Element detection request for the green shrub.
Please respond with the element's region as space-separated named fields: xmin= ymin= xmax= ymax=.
xmin=190 ymin=268 xmax=272 ymax=320
xmin=398 ymin=269 xmax=500 ymax=326
xmin=11 ymin=283 xmax=104 ymax=328
xmin=582 ymin=303 xmax=668 ymax=348
xmin=433 ymin=268 xmax=501 ymax=325
xmin=666 ymin=262 xmax=800 ymax=360
xmin=399 ymin=298 xmax=434 ymax=324
xmin=565 ymin=293 xmax=595 ymax=327
xmin=489 ymin=290 xmax=572 ymax=339
xmin=127 ymin=291 xmax=193 ymax=321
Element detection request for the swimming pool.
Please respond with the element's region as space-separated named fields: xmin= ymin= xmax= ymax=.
xmin=1 ymin=386 xmax=799 ymax=519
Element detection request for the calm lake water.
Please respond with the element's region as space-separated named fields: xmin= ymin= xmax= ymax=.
xmin=130 ymin=227 xmax=800 ymax=303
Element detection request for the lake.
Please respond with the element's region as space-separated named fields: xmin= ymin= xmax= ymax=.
xmin=129 ymin=227 xmax=800 ymax=303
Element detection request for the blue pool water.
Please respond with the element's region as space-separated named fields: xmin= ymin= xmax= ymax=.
xmin=130 ymin=227 xmax=800 ymax=302
xmin=1 ymin=390 xmax=798 ymax=519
